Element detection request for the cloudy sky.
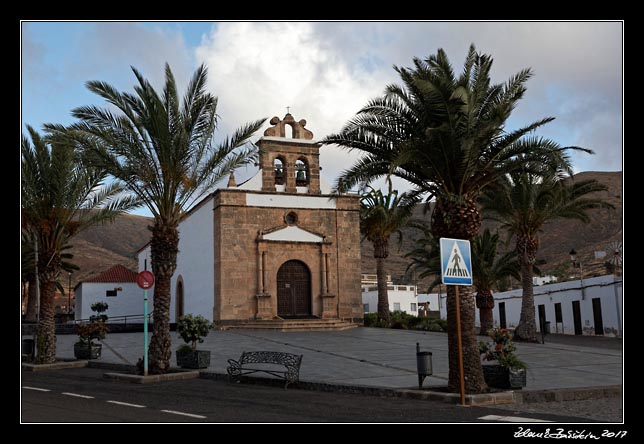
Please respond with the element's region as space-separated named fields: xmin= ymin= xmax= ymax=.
xmin=22 ymin=21 xmax=622 ymax=214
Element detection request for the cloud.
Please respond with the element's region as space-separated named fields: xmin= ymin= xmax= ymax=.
xmin=196 ymin=22 xmax=391 ymax=185
xmin=196 ymin=22 xmax=622 ymax=187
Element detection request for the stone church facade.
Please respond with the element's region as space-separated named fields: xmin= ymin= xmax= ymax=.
xmin=138 ymin=113 xmax=363 ymax=325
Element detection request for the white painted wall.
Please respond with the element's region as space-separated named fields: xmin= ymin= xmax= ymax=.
xmin=169 ymin=199 xmax=215 ymax=323
xmin=362 ymin=286 xmax=419 ymax=315
xmin=479 ymin=274 xmax=622 ymax=336
xmin=136 ymin=201 xmax=215 ymax=323
xmin=75 ymin=282 xmax=144 ymax=321
xmin=246 ymin=193 xmax=337 ymax=209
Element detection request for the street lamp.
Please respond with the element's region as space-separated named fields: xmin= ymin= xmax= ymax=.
xmin=68 ymin=272 xmax=72 ymax=316
xmin=569 ymin=249 xmax=585 ymax=299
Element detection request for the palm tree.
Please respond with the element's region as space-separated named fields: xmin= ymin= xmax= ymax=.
xmin=50 ymin=64 xmax=265 ymax=374
xmin=481 ymin=171 xmax=614 ymax=342
xmin=21 ymin=126 xmax=137 ymax=363
xmin=322 ymin=44 xmax=581 ymax=393
xmin=360 ymin=177 xmax=416 ymax=323
xmin=22 ymin=233 xmax=80 ymax=321
xmin=471 ymin=229 xmax=520 ymax=335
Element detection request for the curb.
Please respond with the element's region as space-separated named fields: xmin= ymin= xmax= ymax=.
xmin=22 ymin=360 xmax=88 ymax=372
xmin=103 ymin=370 xmax=200 ymax=384
xmin=515 ymin=385 xmax=622 ymax=404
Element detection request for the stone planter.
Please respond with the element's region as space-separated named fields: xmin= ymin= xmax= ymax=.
xmin=74 ymin=342 xmax=102 ymax=360
xmin=482 ymin=364 xmax=526 ymax=389
xmin=176 ymin=349 xmax=211 ymax=369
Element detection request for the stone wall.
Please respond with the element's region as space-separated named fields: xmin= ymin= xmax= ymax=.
xmin=213 ymin=189 xmax=361 ymax=324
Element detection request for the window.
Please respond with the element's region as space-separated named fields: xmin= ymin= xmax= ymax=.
xmin=411 ymin=303 xmax=417 ymax=312
xmin=363 ymin=304 xmax=369 ymax=313
xmin=274 ymin=157 xmax=285 ymax=186
xmin=106 ymin=290 xmax=117 ymax=297
xmin=284 ymin=211 xmax=298 ymax=225
xmin=295 ymin=158 xmax=309 ymax=186
xmin=393 ymin=302 xmax=401 ymax=311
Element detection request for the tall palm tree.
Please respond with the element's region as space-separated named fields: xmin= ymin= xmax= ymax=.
xmin=360 ymin=178 xmax=416 ymax=323
xmin=21 ymin=126 xmax=137 ymax=363
xmin=360 ymin=177 xmax=415 ymax=323
xmin=322 ymin=44 xmax=581 ymax=393
xmin=471 ymin=229 xmax=520 ymax=335
xmin=50 ymin=64 xmax=265 ymax=374
xmin=481 ymin=171 xmax=614 ymax=342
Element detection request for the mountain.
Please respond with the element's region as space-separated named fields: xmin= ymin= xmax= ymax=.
xmin=64 ymin=171 xmax=622 ymax=291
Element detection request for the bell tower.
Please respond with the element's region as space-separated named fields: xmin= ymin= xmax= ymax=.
xmin=257 ymin=113 xmax=321 ymax=194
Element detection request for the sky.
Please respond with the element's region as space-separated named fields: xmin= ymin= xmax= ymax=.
xmin=21 ymin=21 xmax=623 ymax=216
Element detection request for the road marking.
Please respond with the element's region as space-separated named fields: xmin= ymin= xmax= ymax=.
xmin=62 ymin=392 xmax=94 ymax=399
xmin=478 ymin=414 xmax=553 ymax=423
xmin=22 ymin=386 xmax=51 ymax=392
xmin=106 ymin=400 xmax=145 ymax=408
xmin=161 ymin=409 xmax=207 ymax=419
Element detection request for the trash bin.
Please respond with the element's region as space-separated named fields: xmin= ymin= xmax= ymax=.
xmin=416 ymin=342 xmax=433 ymax=389
xmin=22 ymin=339 xmax=34 ymax=356
xmin=543 ymin=321 xmax=551 ymax=334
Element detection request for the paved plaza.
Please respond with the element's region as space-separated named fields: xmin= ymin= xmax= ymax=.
xmin=50 ymin=327 xmax=622 ymax=391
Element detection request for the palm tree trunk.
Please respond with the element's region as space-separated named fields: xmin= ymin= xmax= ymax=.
xmin=25 ymin=274 xmax=38 ymax=322
xmin=446 ymin=285 xmax=487 ymax=393
xmin=374 ymin=238 xmax=390 ymax=324
xmin=148 ymin=222 xmax=179 ymax=375
xmin=513 ymin=259 xmax=538 ymax=342
xmin=36 ymin=280 xmax=57 ymax=364
xmin=376 ymin=257 xmax=390 ymax=324
xmin=476 ymin=289 xmax=495 ymax=335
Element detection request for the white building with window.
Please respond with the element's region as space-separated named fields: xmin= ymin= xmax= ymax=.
xmin=74 ymin=265 xmax=146 ymax=321
xmin=361 ymin=274 xmax=419 ymax=315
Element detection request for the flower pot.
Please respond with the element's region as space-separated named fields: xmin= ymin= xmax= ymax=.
xmin=483 ymin=364 xmax=526 ymax=389
xmin=74 ymin=342 xmax=102 ymax=360
xmin=176 ymin=349 xmax=211 ymax=369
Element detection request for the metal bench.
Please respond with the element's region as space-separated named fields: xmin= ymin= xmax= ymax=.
xmin=227 ymin=351 xmax=303 ymax=388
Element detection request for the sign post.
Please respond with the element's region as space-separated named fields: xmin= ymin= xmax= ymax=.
xmin=136 ymin=271 xmax=155 ymax=376
xmin=440 ymin=238 xmax=473 ymax=406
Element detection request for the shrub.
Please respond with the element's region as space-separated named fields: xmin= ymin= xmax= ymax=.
xmin=480 ymin=328 xmax=526 ymax=369
xmin=177 ymin=314 xmax=212 ymax=350
xmin=89 ymin=301 xmax=109 ymax=322
xmin=363 ymin=313 xmax=379 ymax=327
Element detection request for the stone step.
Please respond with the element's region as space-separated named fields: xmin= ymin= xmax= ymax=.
xmin=227 ymin=319 xmax=359 ymax=332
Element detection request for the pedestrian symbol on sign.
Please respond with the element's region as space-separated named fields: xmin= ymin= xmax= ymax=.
xmin=440 ymin=238 xmax=473 ymax=285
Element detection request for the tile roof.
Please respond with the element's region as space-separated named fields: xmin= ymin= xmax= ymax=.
xmin=83 ymin=264 xmax=138 ymax=283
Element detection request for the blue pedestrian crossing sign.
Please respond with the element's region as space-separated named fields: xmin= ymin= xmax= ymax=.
xmin=440 ymin=238 xmax=473 ymax=286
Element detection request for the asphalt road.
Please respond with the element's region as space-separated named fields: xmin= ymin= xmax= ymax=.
xmin=21 ymin=368 xmax=595 ymax=424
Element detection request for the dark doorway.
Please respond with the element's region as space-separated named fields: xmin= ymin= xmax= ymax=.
xmin=498 ymin=302 xmax=507 ymax=329
xmin=572 ymin=300 xmax=582 ymax=335
xmin=592 ymin=298 xmax=604 ymax=335
xmin=538 ymin=304 xmax=546 ymax=332
xmin=277 ymin=260 xmax=311 ymax=318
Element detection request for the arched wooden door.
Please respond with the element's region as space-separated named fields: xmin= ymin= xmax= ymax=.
xmin=277 ymin=260 xmax=311 ymax=318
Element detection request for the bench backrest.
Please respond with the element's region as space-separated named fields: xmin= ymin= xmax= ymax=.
xmin=239 ymin=351 xmax=302 ymax=370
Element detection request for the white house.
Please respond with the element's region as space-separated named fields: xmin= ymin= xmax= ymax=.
xmin=361 ymin=274 xmax=419 ymax=315
xmin=74 ymin=265 xmax=148 ymax=321
xmin=477 ymin=274 xmax=622 ymax=337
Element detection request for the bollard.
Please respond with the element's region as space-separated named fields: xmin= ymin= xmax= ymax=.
xmin=416 ymin=342 xmax=433 ymax=389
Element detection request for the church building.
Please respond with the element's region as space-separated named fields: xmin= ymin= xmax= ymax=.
xmin=137 ymin=113 xmax=363 ymax=327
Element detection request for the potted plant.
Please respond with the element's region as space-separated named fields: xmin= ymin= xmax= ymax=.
xmin=89 ymin=301 xmax=109 ymax=322
xmin=74 ymin=320 xmax=109 ymax=359
xmin=479 ymin=328 xmax=527 ymax=389
xmin=74 ymin=301 xmax=110 ymax=359
xmin=176 ymin=314 xmax=212 ymax=369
